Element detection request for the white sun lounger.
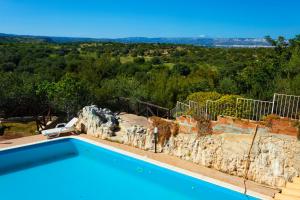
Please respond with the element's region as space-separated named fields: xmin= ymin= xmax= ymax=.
xmin=42 ymin=117 xmax=78 ymax=138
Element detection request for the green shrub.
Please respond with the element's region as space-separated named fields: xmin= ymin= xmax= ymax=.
xmin=133 ymin=57 xmax=145 ymax=64
xmin=215 ymin=95 xmax=242 ymax=117
xmin=216 ymin=94 xmax=242 ymax=105
xmin=187 ymin=92 xmax=242 ymax=118
xmin=187 ymin=91 xmax=222 ymax=106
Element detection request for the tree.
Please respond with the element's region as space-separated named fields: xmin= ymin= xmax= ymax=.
xmin=237 ymin=60 xmax=277 ymax=99
xmin=286 ymin=44 xmax=300 ymax=79
xmin=133 ymin=57 xmax=145 ymax=64
xmin=172 ymin=64 xmax=191 ymax=76
xmin=290 ymin=74 xmax=300 ymax=95
xmin=38 ymin=74 xmax=91 ymax=119
xmin=218 ymin=77 xmax=238 ymax=94
xmin=151 ymin=57 xmax=162 ymax=65
xmin=98 ymin=76 xmax=147 ymax=102
xmin=265 ymin=35 xmax=288 ymax=55
xmin=1 ymin=62 xmax=16 ymax=72
xmin=1 ymin=36 xmax=300 ymax=117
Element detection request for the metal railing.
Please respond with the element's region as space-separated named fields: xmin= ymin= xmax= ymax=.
xmin=174 ymin=101 xmax=190 ymax=117
xmin=272 ymin=93 xmax=300 ymax=120
xmin=206 ymin=100 xmax=235 ymax=121
xmin=189 ymin=100 xmax=206 ymax=117
xmin=236 ymin=98 xmax=273 ymax=121
xmin=173 ymin=93 xmax=300 ymax=122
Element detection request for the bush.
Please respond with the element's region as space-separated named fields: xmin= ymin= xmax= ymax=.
xmin=187 ymin=92 xmax=242 ymax=118
xmin=151 ymin=57 xmax=162 ymax=65
xmin=187 ymin=91 xmax=222 ymax=106
xmin=1 ymin=62 xmax=16 ymax=72
xmin=215 ymin=94 xmax=242 ymax=116
xmin=149 ymin=116 xmax=178 ymax=145
xmin=216 ymin=94 xmax=242 ymax=105
xmin=261 ymin=114 xmax=280 ymax=126
xmin=172 ymin=64 xmax=191 ymax=76
xmin=133 ymin=57 xmax=145 ymax=64
xmin=193 ymin=115 xmax=212 ymax=136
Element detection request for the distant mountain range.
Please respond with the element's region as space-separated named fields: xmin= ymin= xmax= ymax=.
xmin=0 ymin=33 xmax=272 ymax=47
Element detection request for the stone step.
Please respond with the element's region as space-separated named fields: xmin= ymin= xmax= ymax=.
xmin=286 ymin=182 xmax=300 ymax=190
xmin=292 ymin=177 xmax=300 ymax=184
xmin=282 ymin=188 xmax=300 ymax=197
xmin=275 ymin=193 xmax=300 ymax=200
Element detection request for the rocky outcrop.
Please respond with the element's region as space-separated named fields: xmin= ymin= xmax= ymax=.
xmin=249 ymin=134 xmax=300 ymax=186
xmin=123 ymin=125 xmax=153 ymax=149
xmin=161 ymin=132 xmax=300 ymax=187
xmin=124 ymin=130 xmax=300 ymax=187
xmin=121 ymin=128 xmax=300 ymax=187
xmin=76 ymin=106 xmax=119 ymax=139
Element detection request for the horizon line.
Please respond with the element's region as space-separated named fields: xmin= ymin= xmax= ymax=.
xmin=0 ymin=32 xmax=282 ymax=40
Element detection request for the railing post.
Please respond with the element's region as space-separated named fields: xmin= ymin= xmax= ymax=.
xmin=205 ymin=100 xmax=208 ymax=117
xmin=147 ymin=105 xmax=149 ymax=117
xmin=175 ymin=101 xmax=178 ymax=118
xmin=235 ymin=98 xmax=238 ymax=118
xmin=271 ymin=93 xmax=276 ymax=114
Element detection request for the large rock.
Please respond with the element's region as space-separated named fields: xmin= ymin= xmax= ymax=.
xmin=123 ymin=125 xmax=151 ymax=149
xmin=76 ymin=105 xmax=119 ymax=139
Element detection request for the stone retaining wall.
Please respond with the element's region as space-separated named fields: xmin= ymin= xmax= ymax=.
xmin=76 ymin=106 xmax=300 ymax=188
xmin=123 ymin=127 xmax=300 ymax=187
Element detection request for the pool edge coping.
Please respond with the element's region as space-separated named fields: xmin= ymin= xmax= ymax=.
xmin=0 ymin=136 xmax=272 ymax=200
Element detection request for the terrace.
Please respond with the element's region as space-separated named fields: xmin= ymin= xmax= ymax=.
xmin=0 ymin=93 xmax=299 ymax=200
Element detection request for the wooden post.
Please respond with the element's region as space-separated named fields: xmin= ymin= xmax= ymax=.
xmin=35 ymin=118 xmax=40 ymax=133
xmin=243 ymin=125 xmax=259 ymax=194
xmin=147 ymin=105 xmax=149 ymax=117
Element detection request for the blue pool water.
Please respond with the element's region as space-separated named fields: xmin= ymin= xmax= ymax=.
xmin=0 ymin=138 xmax=258 ymax=200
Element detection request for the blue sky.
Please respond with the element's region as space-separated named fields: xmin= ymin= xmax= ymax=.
xmin=0 ymin=0 xmax=299 ymax=38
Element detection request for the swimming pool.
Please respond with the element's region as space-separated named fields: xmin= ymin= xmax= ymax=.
xmin=0 ymin=137 xmax=261 ymax=200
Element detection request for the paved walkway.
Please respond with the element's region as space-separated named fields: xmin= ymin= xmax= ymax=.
xmin=274 ymin=177 xmax=300 ymax=200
